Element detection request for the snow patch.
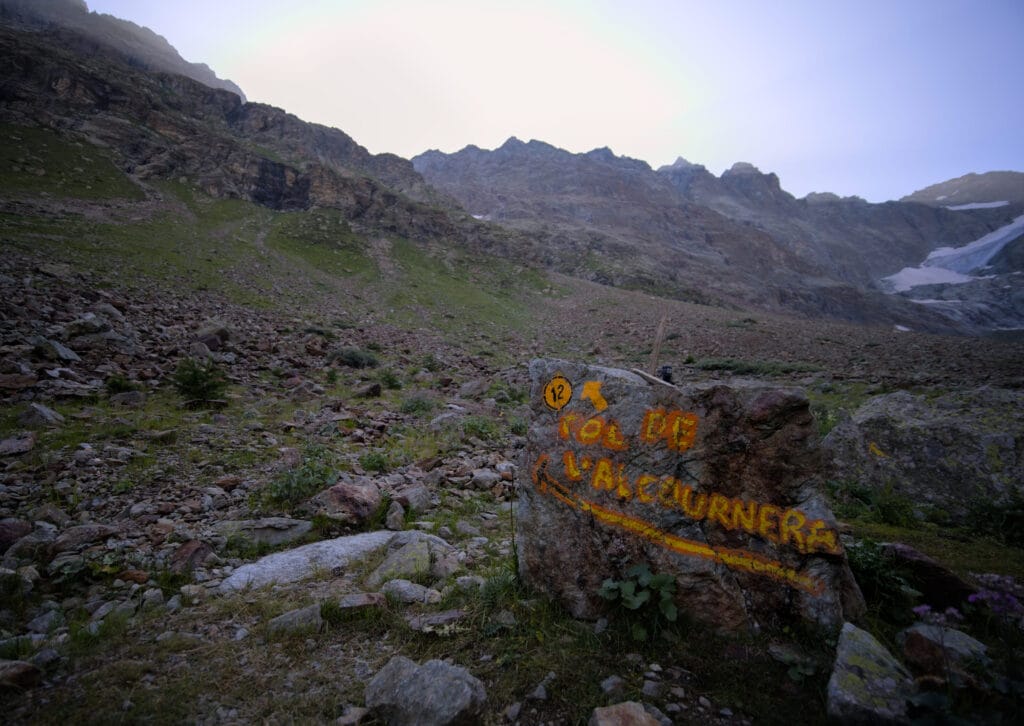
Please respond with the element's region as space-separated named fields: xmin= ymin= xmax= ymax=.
xmin=893 ymin=325 xmax=911 ymax=332
xmin=924 ymin=213 xmax=1024 ymax=273
xmin=883 ymin=213 xmax=1024 ymax=292
xmin=884 ymin=266 xmax=977 ymax=293
xmin=945 ymin=201 xmax=1010 ymax=210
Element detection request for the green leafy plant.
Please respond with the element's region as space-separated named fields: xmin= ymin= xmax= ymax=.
xmin=359 ymin=451 xmax=389 ymax=473
xmin=598 ymin=563 xmax=678 ymax=641
xmin=845 ymin=539 xmax=919 ymax=621
xmin=421 ymin=354 xmax=442 ymax=372
xmin=462 ymin=415 xmax=501 ymax=442
xmin=378 ymin=368 xmax=402 ymax=390
xmin=263 ymin=445 xmax=337 ymax=509
xmin=170 ymin=357 xmax=228 ymax=405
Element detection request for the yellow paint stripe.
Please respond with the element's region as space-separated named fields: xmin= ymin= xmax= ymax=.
xmin=531 ymin=455 xmax=823 ymax=595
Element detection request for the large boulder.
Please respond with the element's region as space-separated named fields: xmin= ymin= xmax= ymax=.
xmin=306 ymin=477 xmax=382 ymax=525
xmin=823 ymin=387 xmax=1024 ymax=521
xmin=517 ymin=359 xmax=863 ymax=631
xmin=365 ymin=655 xmax=486 ymax=725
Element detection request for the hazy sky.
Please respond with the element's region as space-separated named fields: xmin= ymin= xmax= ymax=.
xmin=87 ymin=0 xmax=1023 ymax=202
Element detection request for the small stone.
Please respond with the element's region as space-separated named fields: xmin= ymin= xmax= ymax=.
xmin=268 ymin=604 xmax=323 ymax=636
xmin=600 ymin=675 xmax=625 ymax=694
xmin=504 ymin=701 xmax=522 ymax=721
xmin=141 ymin=588 xmax=165 ymax=610
xmin=179 ymin=585 xmax=205 ymax=605
xmin=335 ymin=705 xmax=369 ymax=725
xmin=720 ymin=707 xmax=734 ymax=717
xmin=381 ymin=579 xmax=441 ymax=604
xmin=641 ymin=679 xmax=662 ymax=698
xmin=385 ymin=501 xmax=406 ymax=531
xmin=589 ymin=701 xmax=659 ymax=726
xmin=698 ymin=696 xmax=712 ymax=709
xmin=405 ymin=609 xmax=466 ymax=633
xmin=336 ymin=592 xmax=387 ymax=610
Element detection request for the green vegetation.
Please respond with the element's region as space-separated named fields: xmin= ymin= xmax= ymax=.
xmin=265 ymin=209 xmax=377 ymax=280
xmin=171 ymin=357 xmax=229 ymax=405
xmin=262 ymin=444 xmax=338 ymax=509
xmin=598 ymin=563 xmax=678 ymax=641
xmin=0 ymin=123 xmax=144 ymax=200
xmin=399 ymin=393 xmax=435 ymax=415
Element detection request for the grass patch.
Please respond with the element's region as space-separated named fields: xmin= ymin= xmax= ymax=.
xmin=0 ymin=123 xmax=144 ymax=200
xmin=847 ymin=520 xmax=1024 ymax=581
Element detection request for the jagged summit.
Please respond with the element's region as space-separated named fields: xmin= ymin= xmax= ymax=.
xmin=722 ymin=161 xmax=763 ymax=176
xmin=657 ymin=156 xmax=706 ymax=173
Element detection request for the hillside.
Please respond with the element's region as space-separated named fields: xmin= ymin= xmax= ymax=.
xmin=1 ymin=10 xmax=1024 ymax=726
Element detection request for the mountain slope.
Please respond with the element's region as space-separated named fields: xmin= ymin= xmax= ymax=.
xmin=0 ymin=0 xmax=246 ymax=100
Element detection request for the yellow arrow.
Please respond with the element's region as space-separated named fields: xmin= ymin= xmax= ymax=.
xmin=580 ymin=380 xmax=608 ymax=412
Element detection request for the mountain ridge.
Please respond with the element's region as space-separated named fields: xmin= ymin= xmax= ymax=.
xmin=0 ymin=0 xmax=246 ymax=100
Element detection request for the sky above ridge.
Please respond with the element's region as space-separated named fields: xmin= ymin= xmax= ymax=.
xmin=86 ymin=0 xmax=1023 ymax=202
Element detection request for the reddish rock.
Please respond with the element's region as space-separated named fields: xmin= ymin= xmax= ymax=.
xmin=0 ymin=519 xmax=32 ymax=554
xmin=119 ymin=569 xmax=150 ymax=584
xmin=308 ymin=478 xmax=382 ymax=525
xmin=169 ymin=540 xmax=214 ymax=574
xmin=0 ymin=659 xmax=42 ymax=690
xmin=0 ymin=373 xmax=37 ymax=390
xmin=589 ymin=702 xmax=659 ymax=726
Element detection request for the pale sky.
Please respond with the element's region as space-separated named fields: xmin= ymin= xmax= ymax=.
xmin=86 ymin=0 xmax=1023 ymax=202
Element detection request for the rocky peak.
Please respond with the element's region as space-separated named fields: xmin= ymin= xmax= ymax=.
xmin=657 ymin=156 xmax=707 ymax=173
xmin=722 ymin=161 xmax=762 ymax=176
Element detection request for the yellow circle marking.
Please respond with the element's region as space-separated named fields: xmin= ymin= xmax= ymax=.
xmin=543 ymin=375 xmax=573 ymax=411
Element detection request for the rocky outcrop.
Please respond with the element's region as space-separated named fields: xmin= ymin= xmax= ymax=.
xmin=827 ymin=622 xmax=913 ymax=725
xmin=823 ymin=387 xmax=1024 ymax=521
xmin=517 ymin=359 xmax=864 ymax=631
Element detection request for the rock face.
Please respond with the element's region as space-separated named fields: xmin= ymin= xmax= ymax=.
xmin=827 ymin=622 xmax=913 ymax=725
xmin=364 ymin=655 xmax=486 ymax=726
xmin=517 ymin=359 xmax=864 ymax=631
xmin=824 ymin=387 xmax=1024 ymax=521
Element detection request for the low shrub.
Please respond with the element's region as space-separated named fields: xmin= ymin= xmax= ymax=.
xmin=171 ymin=357 xmax=228 ymax=404
xmin=327 ymin=346 xmax=378 ymax=369
xmin=400 ymin=394 xmax=435 ymax=415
